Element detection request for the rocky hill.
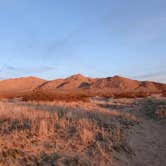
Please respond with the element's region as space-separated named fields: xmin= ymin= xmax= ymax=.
xmin=0 ymin=74 xmax=165 ymax=100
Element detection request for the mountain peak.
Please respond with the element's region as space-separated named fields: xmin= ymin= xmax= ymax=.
xmin=112 ymin=75 xmax=126 ymax=79
xmin=67 ymin=74 xmax=87 ymax=80
xmin=0 ymin=74 xmax=165 ymax=99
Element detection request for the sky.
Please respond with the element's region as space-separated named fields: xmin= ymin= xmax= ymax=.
xmin=0 ymin=0 xmax=166 ymax=82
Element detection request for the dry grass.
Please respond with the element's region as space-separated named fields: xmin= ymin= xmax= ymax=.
xmin=0 ymin=100 xmax=138 ymax=166
xmin=141 ymin=98 xmax=166 ymax=119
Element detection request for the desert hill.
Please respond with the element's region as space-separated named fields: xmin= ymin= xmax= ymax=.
xmin=90 ymin=75 xmax=140 ymax=90
xmin=35 ymin=74 xmax=165 ymax=91
xmin=0 ymin=74 xmax=165 ymax=100
xmin=35 ymin=74 xmax=94 ymax=92
xmin=28 ymin=74 xmax=166 ymax=100
xmin=0 ymin=76 xmax=46 ymax=98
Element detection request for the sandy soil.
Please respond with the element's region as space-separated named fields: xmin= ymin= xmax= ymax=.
xmin=92 ymin=97 xmax=166 ymax=166
xmin=127 ymin=100 xmax=166 ymax=166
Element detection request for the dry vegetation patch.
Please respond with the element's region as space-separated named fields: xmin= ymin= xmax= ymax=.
xmin=0 ymin=100 xmax=138 ymax=166
xmin=142 ymin=98 xmax=166 ymax=120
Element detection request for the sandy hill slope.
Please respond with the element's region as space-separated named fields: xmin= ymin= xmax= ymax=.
xmin=137 ymin=81 xmax=165 ymax=92
xmin=35 ymin=74 xmax=165 ymax=93
xmin=0 ymin=74 xmax=166 ymax=100
xmin=90 ymin=76 xmax=166 ymax=96
xmin=91 ymin=75 xmax=140 ymax=90
xmin=29 ymin=74 xmax=166 ymax=100
xmin=34 ymin=74 xmax=94 ymax=92
xmin=0 ymin=76 xmax=46 ymax=98
xmin=61 ymin=74 xmax=93 ymax=89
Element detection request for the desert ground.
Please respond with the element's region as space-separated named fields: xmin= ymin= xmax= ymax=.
xmin=0 ymin=97 xmax=165 ymax=166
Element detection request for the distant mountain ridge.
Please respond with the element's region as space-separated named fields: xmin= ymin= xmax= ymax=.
xmin=0 ymin=74 xmax=165 ymax=100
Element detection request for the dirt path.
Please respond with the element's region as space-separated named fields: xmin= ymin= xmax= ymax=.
xmin=91 ymin=98 xmax=166 ymax=166
xmin=127 ymin=102 xmax=166 ymax=166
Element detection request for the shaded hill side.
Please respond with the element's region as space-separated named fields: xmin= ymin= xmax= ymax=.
xmin=90 ymin=76 xmax=140 ymax=90
xmin=25 ymin=75 xmax=166 ymax=101
xmin=35 ymin=74 xmax=94 ymax=92
xmin=0 ymin=74 xmax=165 ymax=100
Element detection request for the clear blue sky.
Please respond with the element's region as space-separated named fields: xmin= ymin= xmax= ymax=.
xmin=0 ymin=0 xmax=166 ymax=82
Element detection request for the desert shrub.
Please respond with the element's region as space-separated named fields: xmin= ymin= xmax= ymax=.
xmin=0 ymin=100 xmax=138 ymax=165
xmin=162 ymin=90 xmax=166 ymax=97
xmin=142 ymin=99 xmax=166 ymax=119
xmin=22 ymin=91 xmax=90 ymax=102
xmin=113 ymin=91 xmax=151 ymax=99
